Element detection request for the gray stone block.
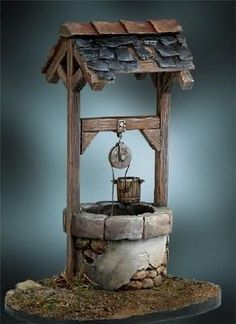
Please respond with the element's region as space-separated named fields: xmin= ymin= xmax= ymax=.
xmin=72 ymin=212 xmax=107 ymax=239
xmin=144 ymin=208 xmax=173 ymax=239
xmin=105 ymin=215 xmax=143 ymax=240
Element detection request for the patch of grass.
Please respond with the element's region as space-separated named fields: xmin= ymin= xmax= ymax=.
xmin=6 ymin=276 xmax=221 ymax=321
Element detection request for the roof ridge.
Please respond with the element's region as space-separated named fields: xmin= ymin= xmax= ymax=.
xmin=59 ymin=19 xmax=182 ymax=37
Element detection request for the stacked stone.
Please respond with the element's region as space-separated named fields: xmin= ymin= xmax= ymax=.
xmin=75 ymin=238 xmax=106 ymax=263
xmin=125 ymin=263 xmax=167 ymax=290
xmin=68 ymin=202 xmax=173 ymax=291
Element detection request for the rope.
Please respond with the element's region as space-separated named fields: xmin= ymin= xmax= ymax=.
xmin=110 ymin=132 xmax=130 ymax=216
xmin=111 ymin=166 xmax=115 ymax=216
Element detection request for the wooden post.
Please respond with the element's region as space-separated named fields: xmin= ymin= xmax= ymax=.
xmin=154 ymin=72 xmax=173 ymax=207
xmin=66 ymin=39 xmax=80 ymax=279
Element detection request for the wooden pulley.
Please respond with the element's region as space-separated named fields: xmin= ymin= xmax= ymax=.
xmin=109 ymin=141 xmax=132 ymax=169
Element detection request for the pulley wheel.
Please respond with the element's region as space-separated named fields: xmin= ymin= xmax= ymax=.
xmin=109 ymin=142 xmax=132 ymax=169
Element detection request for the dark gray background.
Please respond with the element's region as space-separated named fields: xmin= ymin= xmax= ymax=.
xmin=1 ymin=1 xmax=235 ymax=323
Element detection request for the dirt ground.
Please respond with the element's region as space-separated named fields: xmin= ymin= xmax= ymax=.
xmin=6 ymin=275 xmax=221 ymax=321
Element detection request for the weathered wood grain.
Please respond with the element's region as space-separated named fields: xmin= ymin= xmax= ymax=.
xmin=140 ymin=129 xmax=161 ymax=151
xmin=81 ymin=116 xmax=160 ymax=133
xmin=81 ymin=132 xmax=98 ymax=154
xmin=60 ymin=22 xmax=98 ymax=37
xmin=154 ymin=73 xmax=173 ymax=207
xmin=149 ymin=19 xmax=182 ymax=33
xmin=92 ymin=21 xmax=127 ymax=34
xmin=120 ymin=20 xmax=156 ymax=34
xmin=66 ymin=39 xmax=80 ymax=280
xmin=72 ymin=68 xmax=86 ymax=92
xmin=175 ymin=70 xmax=194 ymax=90
xmin=46 ymin=41 xmax=67 ymax=83
xmin=59 ymin=20 xmax=183 ymax=37
xmin=134 ymin=73 xmax=146 ymax=80
xmin=150 ymin=73 xmax=157 ymax=87
xmin=74 ymin=47 xmax=106 ymax=90
xmin=138 ymin=59 xmax=194 ymax=74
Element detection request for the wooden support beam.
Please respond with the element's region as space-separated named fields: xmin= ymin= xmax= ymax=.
xmin=150 ymin=73 xmax=157 ymax=87
xmin=57 ymin=64 xmax=67 ymax=88
xmin=175 ymin=70 xmax=194 ymax=90
xmin=72 ymin=68 xmax=86 ymax=92
xmin=66 ymin=39 xmax=80 ymax=280
xmin=140 ymin=129 xmax=161 ymax=151
xmin=46 ymin=41 xmax=67 ymax=83
xmin=81 ymin=132 xmax=98 ymax=154
xmin=73 ymin=48 xmax=106 ymax=91
xmin=154 ymin=73 xmax=173 ymax=207
xmin=135 ymin=73 xmax=146 ymax=80
xmin=81 ymin=116 xmax=160 ymax=133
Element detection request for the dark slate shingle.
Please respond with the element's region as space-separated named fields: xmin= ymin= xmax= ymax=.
xmin=122 ymin=61 xmax=138 ymax=72
xmin=115 ymin=48 xmax=135 ymax=62
xmin=99 ymin=48 xmax=115 ymax=60
xmin=155 ymin=43 xmax=179 ymax=57
xmin=159 ymin=35 xmax=177 ymax=46
xmin=75 ymin=33 xmax=194 ymax=81
xmin=155 ymin=55 xmax=177 ymax=68
xmin=108 ymin=60 xmax=125 ymax=71
xmin=175 ymin=58 xmax=194 ymax=69
xmin=87 ymin=60 xmax=109 ymax=72
xmin=143 ymin=37 xmax=159 ymax=46
xmin=95 ymin=35 xmax=139 ymax=48
xmin=176 ymin=33 xmax=187 ymax=44
xmin=80 ymin=48 xmax=100 ymax=61
xmin=75 ymin=38 xmax=93 ymax=48
xmin=134 ymin=46 xmax=151 ymax=60
xmin=178 ymin=45 xmax=193 ymax=61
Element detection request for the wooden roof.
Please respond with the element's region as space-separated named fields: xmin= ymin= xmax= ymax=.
xmin=42 ymin=20 xmax=194 ymax=90
xmin=59 ymin=19 xmax=183 ymax=37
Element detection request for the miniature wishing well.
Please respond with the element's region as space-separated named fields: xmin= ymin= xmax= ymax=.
xmin=5 ymin=19 xmax=221 ymax=323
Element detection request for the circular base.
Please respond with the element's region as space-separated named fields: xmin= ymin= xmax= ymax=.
xmin=5 ymin=294 xmax=221 ymax=324
xmin=5 ymin=276 xmax=221 ymax=323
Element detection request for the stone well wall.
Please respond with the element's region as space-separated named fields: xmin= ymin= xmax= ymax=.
xmin=65 ymin=202 xmax=173 ymax=291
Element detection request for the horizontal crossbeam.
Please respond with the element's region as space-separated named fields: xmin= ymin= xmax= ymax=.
xmin=81 ymin=116 xmax=160 ymax=133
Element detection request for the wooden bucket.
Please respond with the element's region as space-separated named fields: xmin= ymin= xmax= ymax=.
xmin=114 ymin=177 xmax=144 ymax=204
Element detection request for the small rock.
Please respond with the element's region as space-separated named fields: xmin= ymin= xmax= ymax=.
xmin=153 ymin=275 xmax=163 ymax=287
xmin=15 ymin=280 xmax=42 ymax=292
xmin=127 ymin=280 xmax=142 ymax=289
xmin=76 ymin=238 xmax=90 ymax=249
xmin=142 ymin=278 xmax=154 ymax=289
xmin=145 ymin=270 xmax=157 ymax=278
xmin=157 ymin=265 xmax=166 ymax=275
xmin=132 ymin=270 xmax=146 ymax=280
xmin=83 ymin=249 xmax=97 ymax=262
xmin=103 ymin=306 xmax=111 ymax=312
xmin=91 ymin=240 xmax=106 ymax=254
xmin=5 ymin=289 xmax=15 ymax=301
